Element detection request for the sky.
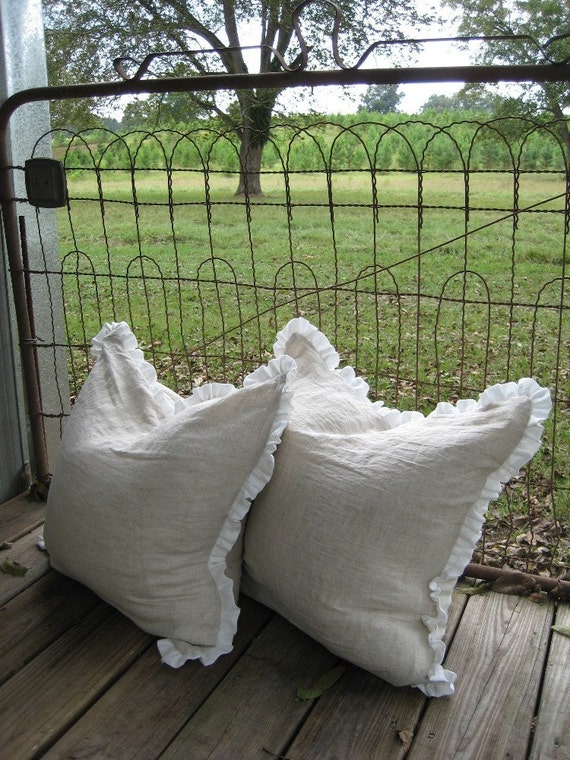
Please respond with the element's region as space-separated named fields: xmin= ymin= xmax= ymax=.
xmin=243 ymin=8 xmax=476 ymax=115
xmin=113 ymin=5 xmax=481 ymax=119
xmin=291 ymin=40 xmax=473 ymax=115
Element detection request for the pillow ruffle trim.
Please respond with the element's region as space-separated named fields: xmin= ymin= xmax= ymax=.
xmin=89 ymin=323 xmax=551 ymax=689
xmin=275 ymin=317 xmax=369 ymax=398
xmin=158 ymin=354 xmax=297 ymax=668
xmin=415 ymin=377 xmax=551 ymax=697
xmin=91 ymin=322 xmax=182 ymax=417
xmin=274 ymin=321 xmax=552 ymax=695
xmin=90 ymin=321 xmax=297 ymax=669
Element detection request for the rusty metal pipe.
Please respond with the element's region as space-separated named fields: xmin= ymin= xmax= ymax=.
xmin=464 ymin=562 xmax=570 ymax=597
xmin=1 ymin=63 xmax=570 ymax=144
xmin=0 ymin=140 xmax=50 ymax=482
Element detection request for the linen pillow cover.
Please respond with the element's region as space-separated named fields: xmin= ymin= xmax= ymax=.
xmin=44 ymin=321 xmax=296 ymax=668
xmin=242 ymin=318 xmax=551 ymax=697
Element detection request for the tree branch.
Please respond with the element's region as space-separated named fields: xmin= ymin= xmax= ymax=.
xmin=222 ymin=0 xmax=248 ymax=73
xmin=134 ymin=0 xmax=226 ymax=50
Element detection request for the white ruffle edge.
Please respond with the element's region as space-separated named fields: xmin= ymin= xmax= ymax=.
xmin=414 ymin=377 xmax=551 ymax=697
xmin=158 ymin=354 xmax=296 ymax=668
xmin=276 ymin=322 xmax=551 ymax=695
xmin=90 ymin=323 xmax=551 ymax=691
xmin=274 ymin=317 xmax=369 ymax=398
xmin=91 ymin=322 xmax=183 ymax=417
xmin=91 ymin=321 xmax=297 ymax=668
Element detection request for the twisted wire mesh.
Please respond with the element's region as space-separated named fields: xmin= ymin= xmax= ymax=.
xmin=23 ymin=116 xmax=570 ymax=576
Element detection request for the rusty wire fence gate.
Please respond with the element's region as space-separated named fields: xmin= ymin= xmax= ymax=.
xmin=1 ymin=17 xmax=569 ymax=584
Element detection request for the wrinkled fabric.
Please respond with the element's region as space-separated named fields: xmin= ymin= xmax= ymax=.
xmin=45 ymin=321 xmax=295 ymax=667
xmin=242 ymin=317 xmax=551 ymax=696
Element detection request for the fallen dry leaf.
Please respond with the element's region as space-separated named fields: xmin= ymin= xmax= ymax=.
xmin=0 ymin=558 xmax=28 ymax=577
xmin=398 ymin=729 xmax=414 ymax=752
xmin=460 ymin=581 xmax=492 ymax=596
xmin=296 ymin=663 xmax=348 ymax=701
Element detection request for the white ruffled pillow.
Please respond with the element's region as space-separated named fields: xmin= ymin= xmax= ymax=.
xmin=242 ymin=318 xmax=551 ymax=696
xmin=44 ymin=321 xmax=296 ymax=667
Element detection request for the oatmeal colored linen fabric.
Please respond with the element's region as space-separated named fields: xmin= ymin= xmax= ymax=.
xmin=242 ymin=318 xmax=551 ymax=696
xmin=44 ymin=321 xmax=296 ymax=667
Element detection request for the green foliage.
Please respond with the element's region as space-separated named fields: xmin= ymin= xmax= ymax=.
xmin=42 ymin=0 xmax=430 ymax=130
xmin=121 ymin=94 xmax=209 ymax=131
xmin=54 ymin=114 xmax=570 ymax=175
xmin=358 ymin=85 xmax=404 ymax=114
xmin=421 ymin=86 xmax=498 ymax=115
xmin=442 ymin=0 xmax=570 ymax=118
xmin=49 ymin=98 xmax=105 ymax=132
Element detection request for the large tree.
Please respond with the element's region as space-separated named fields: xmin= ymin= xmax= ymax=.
xmin=358 ymin=84 xmax=404 ymax=114
xmin=443 ymin=0 xmax=570 ymax=153
xmin=420 ymin=86 xmax=497 ymax=114
xmin=43 ymin=0 xmax=429 ymax=194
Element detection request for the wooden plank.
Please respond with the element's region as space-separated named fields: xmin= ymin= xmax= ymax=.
xmin=42 ymin=596 xmax=274 ymax=760
xmin=0 ymin=493 xmax=45 ymax=543
xmin=0 ymin=528 xmax=50 ymax=605
xmin=160 ymin=614 xmax=339 ymax=760
xmin=407 ymin=592 xmax=554 ymax=760
xmin=289 ymin=667 xmax=424 ymax=760
xmin=0 ymin=569 xmax=100 ymax=685
xmin=286 ymin=587 xmax=468 ymax=760
xmin=529 ymin=601 xmax=570 ymax=760
xmin=0 ymin=604 xmax=151 ymax=759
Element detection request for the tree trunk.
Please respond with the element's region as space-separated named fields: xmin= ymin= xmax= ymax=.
xmin=553 ymin=113 xmax=570 ymax=166
xmin=542 ymin=87 xmax=570 ymax=163
xmin=235 ymin=91 xmax=278 ymax=196
xmin=236 ymin=129 xmax=264 ymax=196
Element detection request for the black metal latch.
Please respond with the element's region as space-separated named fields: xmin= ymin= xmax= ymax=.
xmin=24 ymin=158 xmax=67 ymax=208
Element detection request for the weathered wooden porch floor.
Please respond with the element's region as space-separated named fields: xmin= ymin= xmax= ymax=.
xmin=1 ymin=494 xmax=569 ymax=760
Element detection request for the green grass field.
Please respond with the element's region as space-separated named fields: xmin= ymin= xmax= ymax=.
xmin=59 ymin=169 xmax=568 ymax=384
xmin=54 ymin=166 xmax=570 ymax=568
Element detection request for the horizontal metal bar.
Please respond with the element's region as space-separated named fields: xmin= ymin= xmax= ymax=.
xmin=464 ymin=562 xmax=570 ymax=598
xmin=1 ymin=63 xmax=570 ymax=138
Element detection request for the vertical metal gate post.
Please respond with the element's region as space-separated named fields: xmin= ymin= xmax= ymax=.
xmin=0 ymin=143 xmax=49 ymax=482
xmin=0 ymin=0 xmax=53 ymax=490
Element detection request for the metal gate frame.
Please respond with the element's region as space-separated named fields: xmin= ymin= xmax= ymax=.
xmin=3 ymin=36 xmax=570 ymax=482
xmin=1 ymin=5 xmax=570 ymax=591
